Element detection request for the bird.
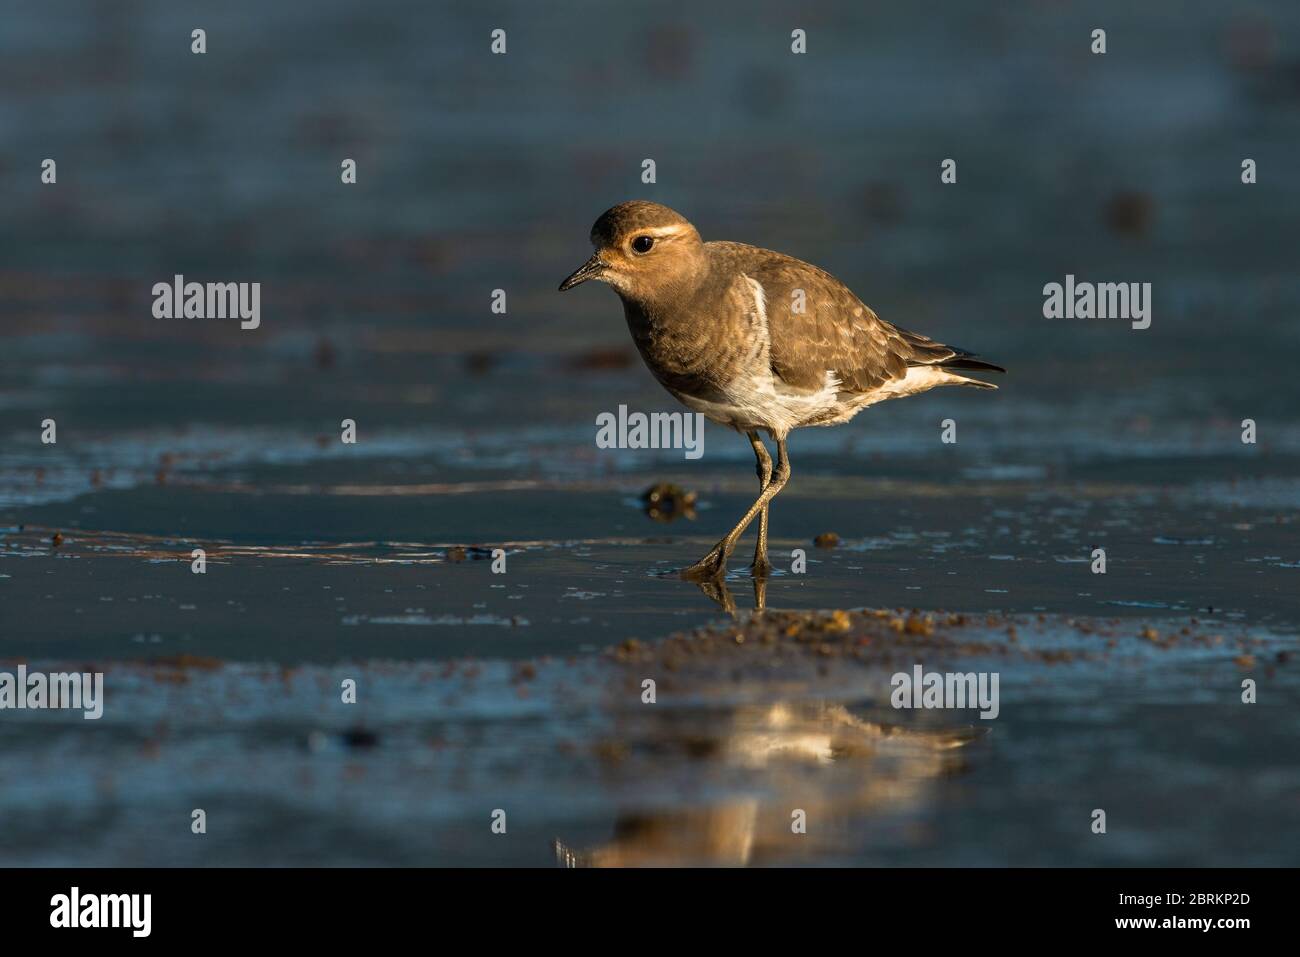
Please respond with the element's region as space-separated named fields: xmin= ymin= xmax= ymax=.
xmin=559 ymin=200 xmax=1004 ymax=582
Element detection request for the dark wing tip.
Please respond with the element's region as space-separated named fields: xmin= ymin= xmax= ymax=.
xmin=938 ymin=356 xmax=1006 ymax=374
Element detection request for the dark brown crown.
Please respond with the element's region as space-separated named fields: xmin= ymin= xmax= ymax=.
xmin=589 ymin=201 xmax=695 ymax=247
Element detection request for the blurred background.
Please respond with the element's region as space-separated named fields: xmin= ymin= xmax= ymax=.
xmin=1 ymin=0 xmax=1297 ymax=866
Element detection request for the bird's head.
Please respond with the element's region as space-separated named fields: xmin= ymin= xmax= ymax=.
xmin=559 ymin=201 xmax=706 ymax=304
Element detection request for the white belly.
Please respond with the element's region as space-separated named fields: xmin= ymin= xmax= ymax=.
xmin=671 ymin=365 xmax=972 ymax=437
xmin=669 ymin=369 xmax=844 ymax=436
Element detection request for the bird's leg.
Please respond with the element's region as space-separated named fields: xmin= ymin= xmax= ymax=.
xmin=748 ymin=431 xmax=774 ymax=576
xmin=682 ymin=438 xmax=791 ymax=581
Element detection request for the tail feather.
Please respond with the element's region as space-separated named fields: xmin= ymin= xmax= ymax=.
xmin=952 ymin=375 xmax=998 ymax=390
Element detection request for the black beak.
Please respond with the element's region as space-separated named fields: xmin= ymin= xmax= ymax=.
xmin=558 ymin=254 xmax=606 ymax=292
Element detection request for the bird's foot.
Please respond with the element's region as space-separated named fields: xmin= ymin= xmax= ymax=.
xmin=680 ymin=545 xmax=729 ymax=582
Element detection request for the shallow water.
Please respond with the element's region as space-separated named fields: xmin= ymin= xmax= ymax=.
xmin=3 ymin=611 xmax=1295 ymax=867
xmin=2 ymin=0 xmax=1300 ymax=866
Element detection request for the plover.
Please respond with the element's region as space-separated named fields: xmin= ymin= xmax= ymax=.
xmin=559 ymin=200 xmax=1005 ymax=581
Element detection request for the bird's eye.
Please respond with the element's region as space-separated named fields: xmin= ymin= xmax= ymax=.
xmin=631 ymin=235 xmax=655 ymax=254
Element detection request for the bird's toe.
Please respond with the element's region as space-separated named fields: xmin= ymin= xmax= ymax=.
xmin=680 ymin=549 xmax=727 ymax=582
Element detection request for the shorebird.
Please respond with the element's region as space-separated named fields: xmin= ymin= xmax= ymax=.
xmin=559 ymin=200 xmax=1004 ymax=582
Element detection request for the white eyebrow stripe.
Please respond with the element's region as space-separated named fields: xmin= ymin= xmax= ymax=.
xmin=642 ymin=224 xmax=692 ymax=239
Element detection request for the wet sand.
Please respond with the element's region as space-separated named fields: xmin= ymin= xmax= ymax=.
xmin=1 ymin=608 xmax=1294 ymax=866
xmin=3 ymin=442 xmax=1298 ymax=866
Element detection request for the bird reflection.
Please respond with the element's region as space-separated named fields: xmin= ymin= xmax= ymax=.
xmin=686 ymin=572 xmax=766 ymax=614
xmin=554 ymin=700 xmax=984 ymax=866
